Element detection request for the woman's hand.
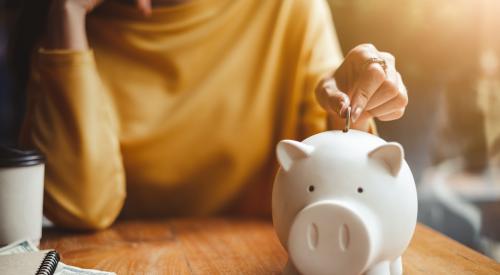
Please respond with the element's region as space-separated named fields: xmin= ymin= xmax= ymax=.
xmin=315 ymin=44 xmax=408 ymax=131
xmin=45 ymin=0 xmax=153 ymax=50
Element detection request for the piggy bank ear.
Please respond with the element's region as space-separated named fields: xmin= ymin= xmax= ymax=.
xmin=368 ymin=142 xmax=404 ymax=177
xmin=277 ymin=140 xmax=314 ymax=171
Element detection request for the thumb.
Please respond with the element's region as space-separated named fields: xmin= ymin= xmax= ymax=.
xmin=316 ymin=78 xmax=351 ymax=117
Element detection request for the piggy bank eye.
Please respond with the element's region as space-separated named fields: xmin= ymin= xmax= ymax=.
xmin=308 ymin=185 xmax=315 ymax=192
xmin=357 ymin=187 xmax=364 ymax=193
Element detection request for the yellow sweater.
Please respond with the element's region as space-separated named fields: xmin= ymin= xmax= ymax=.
xmin=21 ymin=0 xmax=343 ymax=229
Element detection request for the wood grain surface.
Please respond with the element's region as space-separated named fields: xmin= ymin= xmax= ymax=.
xmin=40 ymin=219 xmax=500 ymax=275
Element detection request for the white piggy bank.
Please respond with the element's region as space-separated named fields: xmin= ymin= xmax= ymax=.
xmin=272 ymin=130 xmax=417 ymax=275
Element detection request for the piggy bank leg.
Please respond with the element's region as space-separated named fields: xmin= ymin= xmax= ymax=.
xmin=364 ymin=261 xmax=390 ymax=275
xmin=389 ymin=257 xmax=402 ymax=275
xmin=283 ymin=259 xmax=300 ymax=275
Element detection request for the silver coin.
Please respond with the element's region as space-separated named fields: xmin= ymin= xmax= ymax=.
xmin=343 ymin=106 xmax=351 ymax=133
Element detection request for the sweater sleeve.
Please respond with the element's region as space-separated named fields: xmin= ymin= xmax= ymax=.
xmin=20 ymin=49 xmax=125 ymax=230
xmin=297 ymin=0 xmax=343 ymax=138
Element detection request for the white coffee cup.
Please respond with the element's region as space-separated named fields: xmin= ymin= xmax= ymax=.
xmin=0 ymin=146 xmax=45 ymax=246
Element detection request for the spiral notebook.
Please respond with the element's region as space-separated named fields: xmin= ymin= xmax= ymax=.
xmin=0 ymin=250 xmax=60 ymax=275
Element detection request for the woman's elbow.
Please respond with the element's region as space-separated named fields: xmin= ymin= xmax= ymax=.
xmin=73 ymin=207 xmax=120 ymax=230
xmin=44 ymin=192 xmax=125 ymax=231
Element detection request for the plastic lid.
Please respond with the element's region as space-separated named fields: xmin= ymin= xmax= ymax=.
xmin=0 ymin=145 xmax=45 ymax=167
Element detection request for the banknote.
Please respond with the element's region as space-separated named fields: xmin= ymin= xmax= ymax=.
xmin=0 ymin=239 xmax=38 ymax=255
xmin=0 ymin=239 xmax=115 ymax=275
xmin=55 ymin=263 xmax=115 ymax=275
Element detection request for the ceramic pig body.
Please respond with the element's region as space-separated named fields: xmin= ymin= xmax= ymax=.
xmin=272 ymin=130 xmax=417 ymax=275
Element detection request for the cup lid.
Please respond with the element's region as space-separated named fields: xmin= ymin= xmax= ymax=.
xmin=0 ymin=145 xmax=45 ymax=167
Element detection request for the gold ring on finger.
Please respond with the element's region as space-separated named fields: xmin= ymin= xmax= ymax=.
xmin=364 ymin=57 xmax=387 ymax=72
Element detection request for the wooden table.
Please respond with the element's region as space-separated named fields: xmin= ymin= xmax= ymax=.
xmin=40 ymin=219 xmax=500 ymax=274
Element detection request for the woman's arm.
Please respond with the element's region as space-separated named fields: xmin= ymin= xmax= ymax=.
xmin=21 ymin=48 xmax=126 ymax=230
xmin=20 ymin=0 xmax=137 ymax=230
xmin=44 ymin=0 xmax=154 ymax=50
xmin=44 ymin=0 xmax=93 ymax=50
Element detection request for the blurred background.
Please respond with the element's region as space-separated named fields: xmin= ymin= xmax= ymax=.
xmin=1 ymin=0 xmax=499 ymax=261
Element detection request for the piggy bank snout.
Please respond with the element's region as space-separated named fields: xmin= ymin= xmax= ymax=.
xmin=288 ymin=201 xmax=377 ymax=275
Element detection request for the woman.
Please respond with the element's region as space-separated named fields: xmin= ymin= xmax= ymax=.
xmin=16 ymin=0 xmax=408 ymax=230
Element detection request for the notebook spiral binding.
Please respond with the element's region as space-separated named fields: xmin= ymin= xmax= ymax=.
xmin=36 ymin=250 xmax=60 ymax=275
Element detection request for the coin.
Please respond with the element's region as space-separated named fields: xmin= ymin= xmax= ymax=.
xmin=343 ymin=106 xmax=351 ymax=133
